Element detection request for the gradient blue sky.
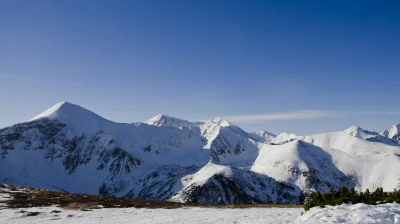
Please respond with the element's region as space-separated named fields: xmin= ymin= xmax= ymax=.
xmin=1 ymin=0 xmax=400 ymax=135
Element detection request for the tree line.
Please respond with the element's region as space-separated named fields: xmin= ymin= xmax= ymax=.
xmin=304 ymin=186 xmax=400 ymax=211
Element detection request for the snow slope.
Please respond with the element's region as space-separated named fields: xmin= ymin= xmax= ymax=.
xmin=3 ymin=203 xmax=400 ymax=224
xmin=0 ymin=205 xmax=303 ymax=224
xmin=252 ymin=140 xmax=355 ymax=194
xmin=252 ymin=133 xmax=400 ymax=192
xmin=300 ymin=132 xmax=400 ymax=191
xmin=295 ymin=203 xmax=400 ymax=224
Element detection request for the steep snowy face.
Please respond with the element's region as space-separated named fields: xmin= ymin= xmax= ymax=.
xmin=199 ymin=121 xmax=260 ymax=167
xmin=145 ymin=114 xmax=203 ymax=128
xmin=172 ymin=162 xmax=300 ymax=204
xmin=382 ymin=124 xmax=400 ymax=141
xmin=248 ymin=130 xmax=276 ymax=143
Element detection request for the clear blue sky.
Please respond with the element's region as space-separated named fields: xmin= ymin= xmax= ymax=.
xmin=1 ymin=0 xmax=399 ymax=135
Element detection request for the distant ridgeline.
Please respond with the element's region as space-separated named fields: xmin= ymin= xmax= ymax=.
xmin=304 ymin=187 xmax=400 ymax=211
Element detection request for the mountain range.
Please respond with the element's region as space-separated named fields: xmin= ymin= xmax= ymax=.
xmin=1 ymin=101 xmax=400 ymax=204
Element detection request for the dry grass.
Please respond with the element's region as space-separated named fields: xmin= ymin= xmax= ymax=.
xmin=0 ymin=184 xmax=303 ymax=210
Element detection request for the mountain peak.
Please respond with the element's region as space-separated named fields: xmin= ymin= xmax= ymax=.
xmin=344 ymin=125 xmax=362 ymax=134
xmin=344 ymin=125 xmax=379 ymax=139
xmin=145 ymin=114 xmax=200 ymax=128
xmin=257 ymin=129 xmax=276 ymax=137
xmin=211 ymin=117 xmax=234 ymax=127
xmin=270 ymin=132 xmax=301 ymax=144
xmin=248 ymin=129 xmax=276 ymax=143
xmin=153 ymin=114 xmax=171 ymax=121
xmin=29 ymin=101 xmax=76 ymax=121
xmin=29 ymin=101 xmax=105 ymax=124
xmin=382 ymin=123 xmax=400 ymax=139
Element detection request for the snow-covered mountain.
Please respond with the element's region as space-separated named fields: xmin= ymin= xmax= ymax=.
xmin=248 ymin=130 xmax=276 ymax=143
xmin=1 ymin=101 xmax=400 ymax=204
xmin=344 ymin=125 xmax=399 ymax=146
xmin=382 ymin=124 xmax=400 ymax=141
xmin=344 ymin=125 xmax=378 ymax=139
xmin=144 ymin=114 xmax=203 ymax=128
xmin=270 ymin=132 xmax=301 ymax=145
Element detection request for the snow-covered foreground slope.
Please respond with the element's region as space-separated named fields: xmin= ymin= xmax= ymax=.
xmin=0 ymin=206 xmax=303 ymax=224
xmin=0 ymin=183 xmax=302 ymax=223
xmin=3 ymin=204 xmax=400 ymax=224
xmin=2 ymin=184 xmax=400 ymax=224
xmin=1 ymin=101 xmax=400 ymax=204
xmin=295 ymin=203 xmax=400 ymax=223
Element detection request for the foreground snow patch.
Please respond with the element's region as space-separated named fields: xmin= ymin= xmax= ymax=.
xmin=295 ymin=203 xmax=400 ymax=224
xmin=0 ymin=206 xmax=302 ymax=224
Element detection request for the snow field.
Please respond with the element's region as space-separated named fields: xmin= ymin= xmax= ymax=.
xmin=295 ymin=203 xmax=400 ymax=224
xmin=0 ymin=205 xmax=302 ymax=224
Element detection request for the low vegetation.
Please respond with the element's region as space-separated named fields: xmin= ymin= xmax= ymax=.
xmin=0 ymin=184 xmax=302 ymax=210
xmin=304 ymin=186 xmax=400 ymax=211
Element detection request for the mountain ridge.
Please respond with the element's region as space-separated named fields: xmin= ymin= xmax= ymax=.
xmin=1 ymin=102 xmax=400 ymax=204
xmin=145 ymin=114 xmax=203 ymax=128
